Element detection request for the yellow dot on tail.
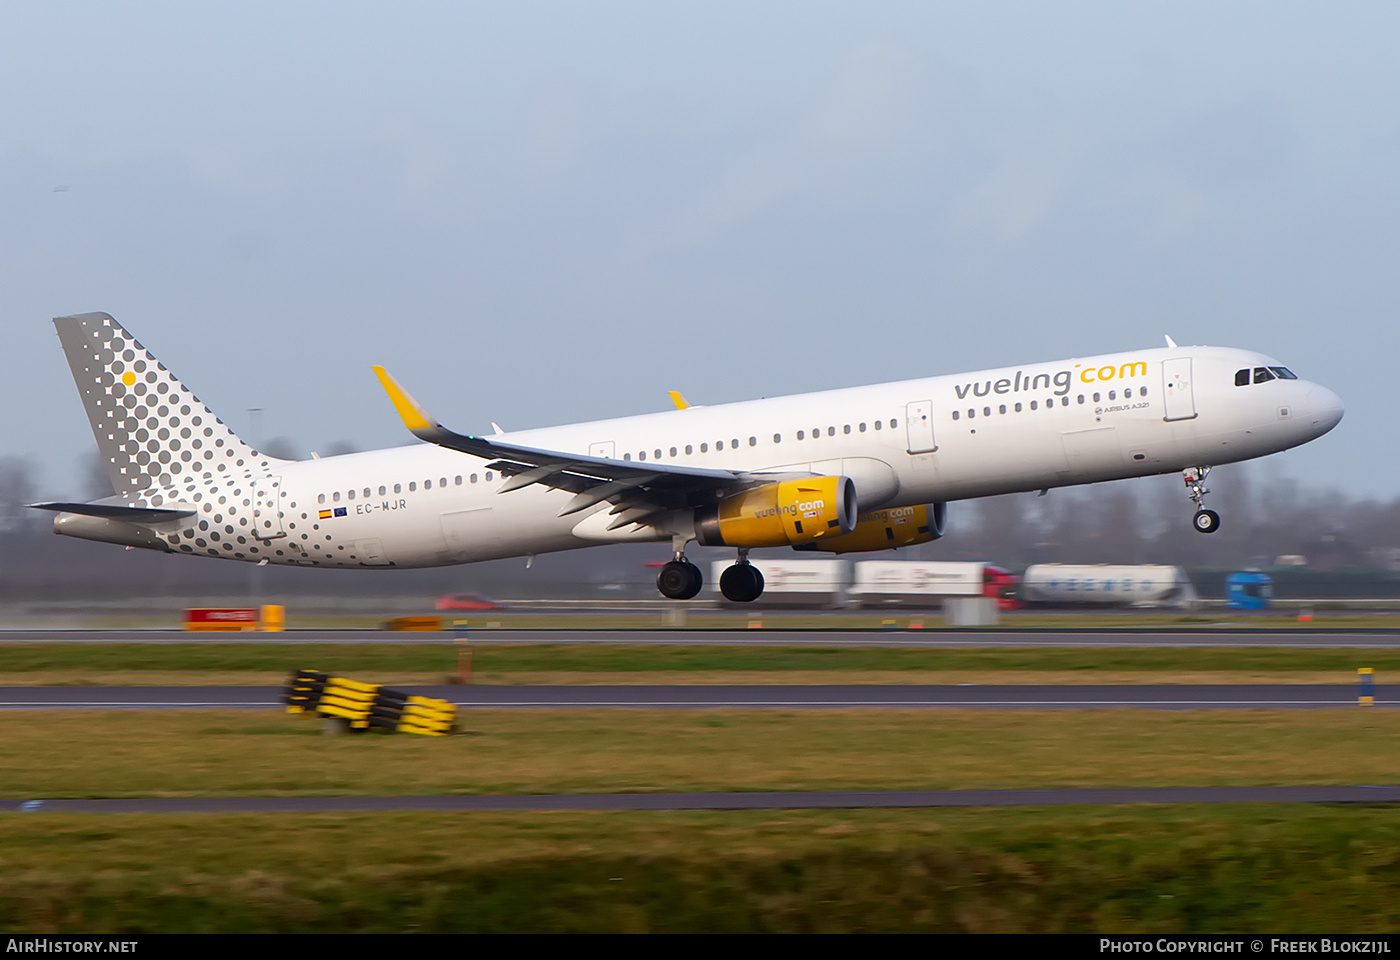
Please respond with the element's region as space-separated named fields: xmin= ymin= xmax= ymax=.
xmin=122 ymin=372 xmax=136 ymax=386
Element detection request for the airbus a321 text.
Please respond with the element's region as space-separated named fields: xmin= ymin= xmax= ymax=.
xmin=32 ymin=313 xmax=1344 ymax=602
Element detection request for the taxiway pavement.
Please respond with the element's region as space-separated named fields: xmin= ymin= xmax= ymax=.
xmin=2 ymin=627 xmax=1400 ymax=647
xmin=6 ymin=784 xmax=1400 ymax=814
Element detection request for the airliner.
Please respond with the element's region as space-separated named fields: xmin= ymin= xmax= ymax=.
xmin=32 ymin=312 xmax=1344 ymax=602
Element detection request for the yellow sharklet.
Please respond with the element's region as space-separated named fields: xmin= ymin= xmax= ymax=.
xmin=668 ymin=391 xmax=690 ymax=410
xmin=372 ymin=366 xmax=439 ymax=432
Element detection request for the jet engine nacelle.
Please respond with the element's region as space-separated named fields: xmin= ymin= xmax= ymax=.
xmin=695 ymin=476 xmax=857 ymax=548
xmin=794 ymin=502 xmax=947 ymax=554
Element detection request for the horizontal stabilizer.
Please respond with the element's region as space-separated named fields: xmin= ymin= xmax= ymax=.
xmin=28 ymin=501 xmax=195 ymax=523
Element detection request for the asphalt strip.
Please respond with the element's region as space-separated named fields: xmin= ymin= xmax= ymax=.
xmin=5 ymin=785 xmax=1400 ymax=814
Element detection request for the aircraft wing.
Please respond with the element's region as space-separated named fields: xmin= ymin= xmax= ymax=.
xmin=373 ymin=367 xmax=753 ymax=523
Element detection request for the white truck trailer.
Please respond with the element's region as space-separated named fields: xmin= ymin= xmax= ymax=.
xmin=849 ymin=561 xmax=988 ymax=607
xmin=1020 ymin=564 xmax=1198 ymax=607
xmin=709 ymin=558 xmax=850 ymax=607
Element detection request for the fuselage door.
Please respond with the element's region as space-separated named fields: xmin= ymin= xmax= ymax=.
xmin=1162 ymin=358 xmax=1197 ymax=421
xmin=253 ymin=476 xmax=287 ymax=540
xmin=905 ymin=400 xmax=936 ymax=454
xmin=589 ymin=441 xmax=616 ymax=460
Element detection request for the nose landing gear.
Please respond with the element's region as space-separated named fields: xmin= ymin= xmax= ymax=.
xmin=1184 ymin=466 xmax=1220 ymax=534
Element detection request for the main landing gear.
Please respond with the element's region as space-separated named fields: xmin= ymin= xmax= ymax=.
xmin=657 ymin=535 xmax=704 ymax=600
xmin=719 ymin=551 xmax=764 ymax=603
xmin=656 ymin=556 xmax=703 ymax=600
xmin=655 ymin=546 xmax=767 ymax=602
xmin=1183 ymin=466 xmax=1220 ymax=534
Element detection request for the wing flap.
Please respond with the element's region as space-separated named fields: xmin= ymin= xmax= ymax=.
xmin=557 ymin=475 xmax=661 ymax=517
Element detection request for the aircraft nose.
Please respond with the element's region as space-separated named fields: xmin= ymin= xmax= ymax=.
xmin=1306 ymin=384 xmax=1344 ymax=435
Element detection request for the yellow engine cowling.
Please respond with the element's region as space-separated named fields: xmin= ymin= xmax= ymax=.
xmin=695 ymin=476 xmax=857 ymax=548
xmin=795 ymin=502 xmax=947 ymax=554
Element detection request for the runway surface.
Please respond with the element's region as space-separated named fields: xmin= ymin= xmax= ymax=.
xmin=2 ymin=627 xmax=1400 ymax=647
xmin=6 ymin=784 xmax=1400 ymax=814
xmin=0 ymin=683 xmax=1390 ymax=709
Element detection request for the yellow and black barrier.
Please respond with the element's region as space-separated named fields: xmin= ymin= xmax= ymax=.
xmin=284 ymin=669 xmax=456 ymax=735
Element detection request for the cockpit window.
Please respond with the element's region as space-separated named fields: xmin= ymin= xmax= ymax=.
xmin=1238 ymin=365 xmax=1299 ymax=386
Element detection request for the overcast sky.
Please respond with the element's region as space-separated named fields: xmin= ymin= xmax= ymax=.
xmin=3 ymin=1 xmax=1396 ymax=502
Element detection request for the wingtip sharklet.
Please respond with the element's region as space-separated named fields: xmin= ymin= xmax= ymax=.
xmin=371 ymin=365 xmax=440 ymax=433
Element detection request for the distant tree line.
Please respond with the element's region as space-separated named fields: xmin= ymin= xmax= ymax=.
xmin=934 ymin=466 xmax=1392 ymax=573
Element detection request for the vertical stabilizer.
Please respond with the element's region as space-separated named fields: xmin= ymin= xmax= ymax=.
xmin=53 ymin=312 xmax=284 ymax=495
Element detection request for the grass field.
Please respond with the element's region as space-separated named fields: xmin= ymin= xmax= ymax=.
xmin=0 ymin=641 xmax=1396 ymax=685
xmin=3 ymin=707 xmax=1400 ymax=932
xmin=5 ymin=807 xmax=1400 ymax=933
xmin=2 ymin=640 xmax=1398 ymax=932
xmin=2 ymin=708 xmax=1398 ymax=799
xmin=2 ymin=708 xmax=1400 ymax=794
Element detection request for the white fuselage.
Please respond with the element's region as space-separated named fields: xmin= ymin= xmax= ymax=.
xmin=177 ymin=343 xmax=1339 ymax=569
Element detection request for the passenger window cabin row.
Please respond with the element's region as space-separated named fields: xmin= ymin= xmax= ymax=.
xmin=314 ymin=416 xmax=913 ymax=502
xmin=619 ymin=418 xmax=903 ymax=462
xmin=318 ymin=472 xmax=495 ymax=504
xmin=951 ymin=386 xmax=1149 ymax=421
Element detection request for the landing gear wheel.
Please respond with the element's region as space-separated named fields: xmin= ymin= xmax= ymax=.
xmin=1193 ymin=509 xmax=1221 ymax=534
xmin=1182 ymin=467 xmax=1220 ymax=534
xmin=719 ymin=563 xmax=765 ymax=603
xmin=657 ymin=560 xmax=703 ymax=600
